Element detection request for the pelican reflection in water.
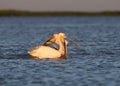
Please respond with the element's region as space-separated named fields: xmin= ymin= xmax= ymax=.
xmin=28 ymin=33 xmax=79 ymax=59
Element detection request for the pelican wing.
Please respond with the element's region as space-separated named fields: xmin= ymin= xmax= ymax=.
xmin=43 ymin=37 xmax=56 ymax=46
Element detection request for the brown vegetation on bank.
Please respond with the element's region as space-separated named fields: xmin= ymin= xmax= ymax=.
xmin=0 ymin=10 xmax=120 ymax=16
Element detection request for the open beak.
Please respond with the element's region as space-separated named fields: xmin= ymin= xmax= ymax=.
xmin=63 ymin=40 xmax=67 ymax=57
xmin=63 ymin=41 xmax=67 ymax=54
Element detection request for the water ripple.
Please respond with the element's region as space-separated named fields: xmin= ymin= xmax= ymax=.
xmin=0 ymin=17 xmax=120 ymax=86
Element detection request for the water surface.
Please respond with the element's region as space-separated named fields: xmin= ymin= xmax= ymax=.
xmin=0 ymin=17 xmax=120 ymax=86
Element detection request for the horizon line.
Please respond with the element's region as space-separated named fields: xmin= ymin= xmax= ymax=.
xmin=0 ymin=9 xmax=120 ymax=12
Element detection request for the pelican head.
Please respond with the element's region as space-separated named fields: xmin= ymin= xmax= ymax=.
xmin=59 ymin=33 xmax=67 ymax=43
xmin=59 ymin=33 xmax=67 ymax=38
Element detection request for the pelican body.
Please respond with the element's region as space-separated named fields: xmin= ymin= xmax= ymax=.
xmin=28 ymin=46 xmax=61 ymax=58
xmin=28 ymin=33 xmax=67 ymax=59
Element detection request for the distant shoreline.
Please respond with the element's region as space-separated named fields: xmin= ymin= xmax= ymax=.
xmin=0 ymin=10 xmax=120 ymax=16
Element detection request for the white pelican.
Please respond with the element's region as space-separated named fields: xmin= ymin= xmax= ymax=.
xmin=28 ymin=33 xmax=68 ymax=59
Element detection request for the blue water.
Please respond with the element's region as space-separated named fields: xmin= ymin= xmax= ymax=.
xmin=0 ymin=16 xmax=120 ymax=86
